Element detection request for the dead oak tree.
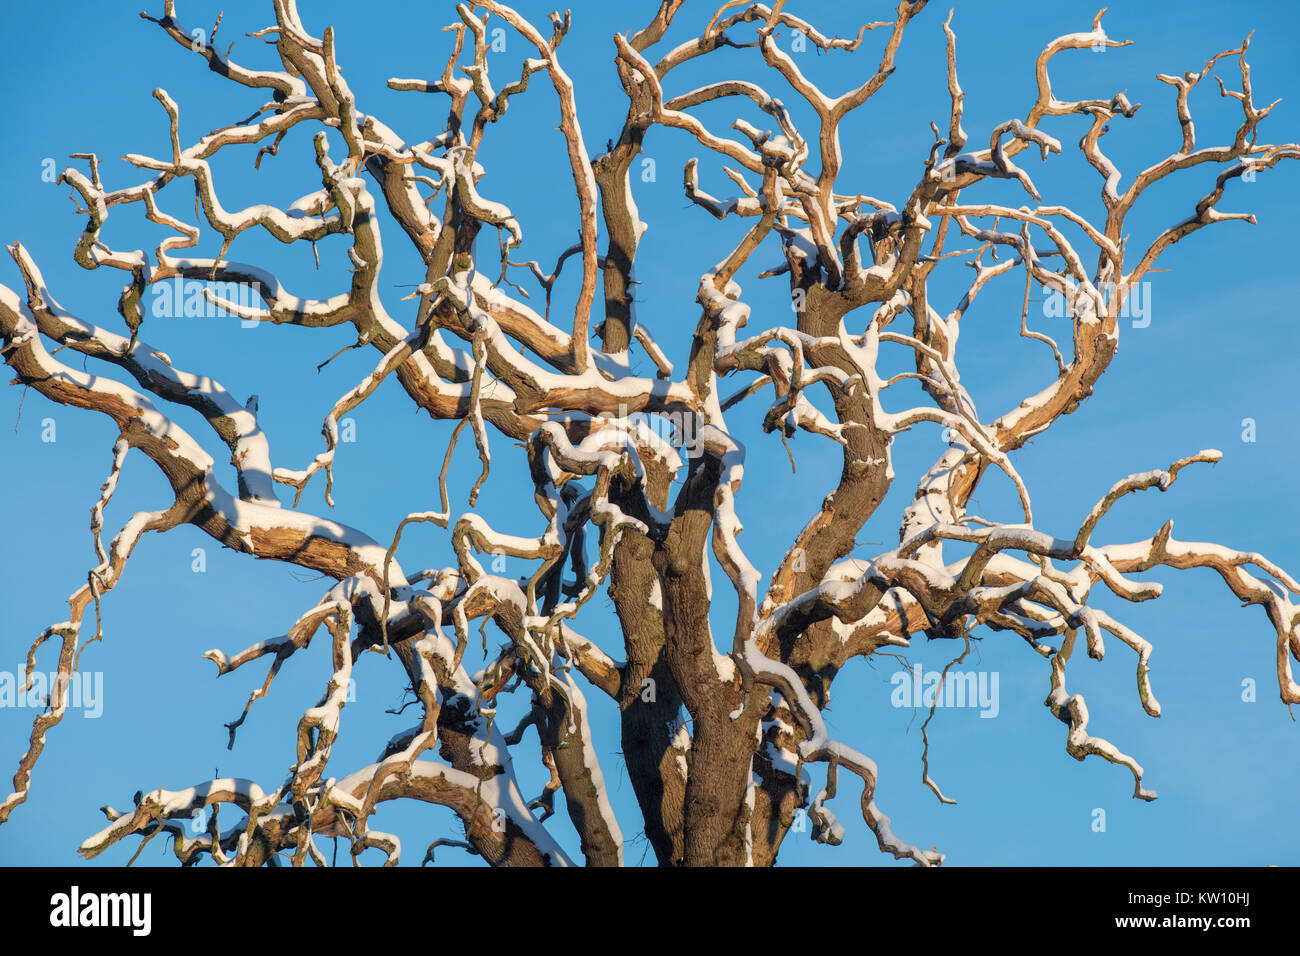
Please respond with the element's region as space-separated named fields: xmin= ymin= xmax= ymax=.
xmin=1 ymin=0 xmax=1297 ymax=867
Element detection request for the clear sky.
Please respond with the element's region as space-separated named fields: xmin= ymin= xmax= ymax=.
xmin=0 ymin=0 xmax=1297 ymax=867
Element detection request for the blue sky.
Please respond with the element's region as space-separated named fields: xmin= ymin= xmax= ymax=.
xmin=0 ymin=0 xmax=1297 ymax=867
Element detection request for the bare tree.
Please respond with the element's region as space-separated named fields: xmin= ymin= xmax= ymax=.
xmin=2 ymin=0 xmax=1297 ymax=867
